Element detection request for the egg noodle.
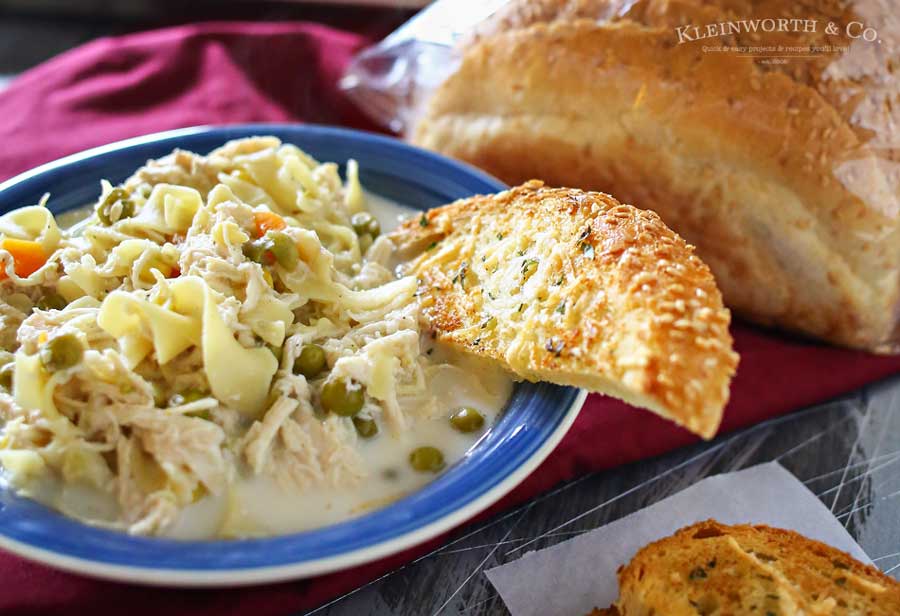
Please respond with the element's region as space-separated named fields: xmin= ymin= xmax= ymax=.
xmin=0 ymin=137 xmax=494 ymax=536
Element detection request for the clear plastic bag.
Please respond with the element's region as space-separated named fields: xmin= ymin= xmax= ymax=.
xmin=341 ymin=0 xmax=513 ymax=133
xmin=341 ymin=0 xmax=900 ymax=353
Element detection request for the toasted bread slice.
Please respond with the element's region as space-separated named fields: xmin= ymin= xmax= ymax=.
xmin=612 ymin=520 xmax=900 ymax=615
xmin=390 ymin=181 xmax=738 ymax=438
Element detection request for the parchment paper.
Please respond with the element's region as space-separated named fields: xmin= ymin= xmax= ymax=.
xmin=485 ymin=462 xmax=870 ymax=616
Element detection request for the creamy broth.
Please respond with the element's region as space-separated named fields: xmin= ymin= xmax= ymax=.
xmin=170 ymin=346 xmax=511 ymax=539
xmin=6 ymin=191 xmax=514 ymax=539
xmin=53 ymin=206 xmax=93 ymax=230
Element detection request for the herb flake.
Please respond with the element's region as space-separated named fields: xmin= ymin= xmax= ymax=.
xmin=689 ymin=567 xmax=708 ymax=580
xmin=521 ymin=258 xmax=539 ymax=279
xmin=545 ymin=338 xmax=565 ymax=356
xmin=451 ymin=262 xmax=469 ymax=289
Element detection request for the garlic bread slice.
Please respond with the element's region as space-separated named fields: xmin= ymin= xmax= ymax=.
xmin=391 ymin=181 xmax=738 ymax=438
xmin=614 ymin=520 xmax=900 ymax=615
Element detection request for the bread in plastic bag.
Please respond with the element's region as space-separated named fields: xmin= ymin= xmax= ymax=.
xmin=343 ymin=0 xmax=900 ymax=353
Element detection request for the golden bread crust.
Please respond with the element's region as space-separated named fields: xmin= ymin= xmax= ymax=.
xmin=391 ymin=181 xmax=738 ymax=438
xmin=614 ymin=519 xmax=900 ymax=615
xmin=413 ymin=1 xmax=900 ymax=352
xmin=476 ymin=0 xmax=897 ymax=137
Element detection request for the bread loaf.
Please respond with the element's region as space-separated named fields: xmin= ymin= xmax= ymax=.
xmin=413 ymin=0 xmax=900 ymax=353
xmin=390 ymin=181 xmax=738 ymax=438
xmin=603 ymin=519 xmax=900 ymax=615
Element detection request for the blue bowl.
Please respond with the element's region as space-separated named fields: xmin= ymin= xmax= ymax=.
xmin=0 ymin=124 xmax=585 ymax=586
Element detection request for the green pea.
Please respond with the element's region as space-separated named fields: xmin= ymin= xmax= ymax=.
xmin=96 ymin=187 xmax=135 ymax=225
xmin=174 ymin=390 xmax=214 ymax=418
xmin=242 ymin=239 xmax=269 ymax=264
xmin=266 ymin=231 xmax=299 ymax=270
xmin=39 ymin=333 xmax=83 ymax=372
xmin=409 ymin=446 xmax=445 ymax=473
xmin=449 ymin=407 xmax=485 ymax=433
xmin=35 ymin=293 xmax=67 ymax=311
xmin=521 ymin=258 xmax=539 ymax=280
xmin=351 ymin=212 xmax=381 ymax=238
xmin=352 ymin=416 xmax=379 ymax=439
xmin=0 ymin=363 xmax=13 ymax=392
xmin=167 ymin=393 xmax=184 ymax=406
xmin=151 ymin=382 xmax=167 ymax=407
xmin=293 ymin=344 xmax=326 ymax=378
xmin=169 ymin=388 xmax=206 ymax=406
xmin=312 ymin=404 xmax=329 ymax=420
xmin=320 ymin=377 xmax=365 ymax=417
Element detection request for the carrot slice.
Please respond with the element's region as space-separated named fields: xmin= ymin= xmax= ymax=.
xmin=0 ymin=238 xmax=47 ymax=279
xmin=253 ymin=211 xmax=286 ymax=238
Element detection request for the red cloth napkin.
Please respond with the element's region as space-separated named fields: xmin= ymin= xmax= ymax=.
xmin=1 ymin=22 xmax=899 ymax=616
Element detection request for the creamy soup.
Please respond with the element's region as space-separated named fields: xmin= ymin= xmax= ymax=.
xmin=0 ymin=139 xmax=512 ymax=538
